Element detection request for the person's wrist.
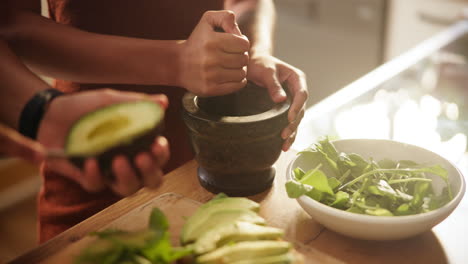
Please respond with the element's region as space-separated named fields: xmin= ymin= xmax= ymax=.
xmin=249 ymin=45 xmax=272 ymax=58
xmin=174 ymin=40 xmax=188 ymax=88
xmin=18 ymin=88 xmax=64 ymax=140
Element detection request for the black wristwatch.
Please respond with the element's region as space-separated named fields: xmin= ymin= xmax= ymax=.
xmin=18 ymin=88 xmax=64 ymax=139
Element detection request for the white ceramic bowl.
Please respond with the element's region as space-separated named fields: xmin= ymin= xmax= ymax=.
xmin=287 ymin=139 xmax=466 ymax=240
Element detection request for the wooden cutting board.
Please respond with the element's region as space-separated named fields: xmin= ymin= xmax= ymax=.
xmin=39 ymin=192 xmax=343 ymax=264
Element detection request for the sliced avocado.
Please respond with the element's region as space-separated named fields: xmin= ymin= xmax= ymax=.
xmin=196 ymin=241 xmax=291 ymax=264
xmin=66 ymin=101 xmax=164 ymax=178
xmin=229 ymin=252 xmax=298 ymax=264
xmin=181 ymin=197 xmax=260 ymax=244
xmin=194 ymin=221 xmax=284 ymax=254
xmin=183 ymin=209 xmax=265 ymax=244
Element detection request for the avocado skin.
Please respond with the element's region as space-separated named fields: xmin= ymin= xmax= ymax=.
xmin=69 ymin=124 xmax=163 ymax=181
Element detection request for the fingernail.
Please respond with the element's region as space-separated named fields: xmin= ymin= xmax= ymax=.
xmin=156 ymin=136 xmax=168 ymax=147
xmin=278 ymin=88 xmax=286 ymax=97
xmin=274 ymin=92 xmax=287 ymax=103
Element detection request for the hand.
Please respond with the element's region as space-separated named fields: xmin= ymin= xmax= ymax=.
xmin=37 ymin=89 xmax=170 ymax=196
xmin=179 ymin=10 xmax=250 ymax=96
xmin=0 ymin=123 xmax=45 ymax=165
xmin=247 ymin=53 xmax=308 ymax=151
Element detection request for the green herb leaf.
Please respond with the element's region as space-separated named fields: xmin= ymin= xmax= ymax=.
xmin=299 ymin=169 xmax=334 ymax=196
xmin=328 ymin=177 xmax=341 ymax=191
xmin=306 ymin=188 xmax=324 ymax=202
xmin=293 ymin=167 xmax=306 ymax=181
xmin=365 ymin=208 xmax=394 ymax=216
xmin=329 ymin=191 xmax=350 ymax=209
xmin=299 ymin=137 xmax=340 ymax=178
xmin=75 ymin=208 xmax=191 ymax=264
xmin=411 ymin=181 xmax=431 ymax=208
xmin=395 ymin=203 xmax=413 ymax=216
xmin=149 ymin=208 xmax=168 ymax=232
xmin=285 ymin=180 xmax=313 ymax=198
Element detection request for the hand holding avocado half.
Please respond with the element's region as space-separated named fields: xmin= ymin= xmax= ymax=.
xmin=37 ymin=89 xmax=170 ymax=196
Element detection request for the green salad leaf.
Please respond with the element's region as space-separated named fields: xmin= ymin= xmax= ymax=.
xmin=286 ymin=137 xmax=453 ymax=216
xmin=75 ymin=208 xmax=192 ymax=264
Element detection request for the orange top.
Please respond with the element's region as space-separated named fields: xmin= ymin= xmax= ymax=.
xmin=39 ymin=0 xmax=224 ymax=242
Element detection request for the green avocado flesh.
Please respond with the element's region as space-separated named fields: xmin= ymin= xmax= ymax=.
xmin=183 ymin=209 xmax=266 ymax=244
xmin=66 ymin=101 xmax=163 ymax=157
xmin=229 ymin=253 xmax=297 ymax=264
xmin=194 ymin=221 xmax=284 ymax=254
xmin=181 ymin=195 xmax=300 ymax=264
xmin=181 ymin=197 xmax=260 ymax=244
xmin=196 ymin=241 xmax=291 ymax=264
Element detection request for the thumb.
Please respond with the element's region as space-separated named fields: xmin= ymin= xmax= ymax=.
xmin=202 ymin=10 xmax=242 ymax=36
xmin=147 ymin=94 xmax=169 ymax=110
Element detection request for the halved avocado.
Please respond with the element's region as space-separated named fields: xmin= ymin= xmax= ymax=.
xmin=66 ymin=101 xmax=164 ymax=179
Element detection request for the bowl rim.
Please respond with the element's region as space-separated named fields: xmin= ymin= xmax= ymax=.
xmin=182 ymin=92 xmax=290 ymax=124
xmin=287 ymin=138 xmax=467 ymax=223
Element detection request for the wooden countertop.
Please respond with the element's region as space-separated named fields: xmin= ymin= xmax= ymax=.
xmin=9 ymin=151 xmax=467 ymax=264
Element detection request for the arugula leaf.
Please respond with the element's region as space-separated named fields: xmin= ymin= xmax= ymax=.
xmin=328 ymin=177 xmax=341 ymax=191
xmin=285 ymin=180 xmax=313 ymax=198
xmin=410 ymin=181 xmax=431 ymax=208
xmin=395 ymin=203 xmax=413 ymax=216
xmin=338 ymin=153 xmax=370 ymax=177
xmin=149 ymin=207 xmax=169 ymax=232
xmin=285 ymin=179 xmax=326 ymax=202
xmin=287 ymin=138 xmax=453 ymax=217
xmin=292 ymin=167 xmax=306 ymax=181
xmin=365 ymin=208 xmax=394 ymax=216
xmin=317 ymin=137 xmax=340 ymax=162
xmin=299 ymin=169 xmax=334 ymax=196
xmin=299 ymin=137 xmax=340 ymax=178
xmin=346 ymin=206 xmax=365 ymax=214
xmin=307 ymin=188 xmax=325 ymax=202
xmin=329 ymin=191 xmax=350 ymax=209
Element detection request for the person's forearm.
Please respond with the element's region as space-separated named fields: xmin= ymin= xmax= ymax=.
xmin=0 ymin=38 xmax=50 ymax=129
xmin=225 ymin=0 xmax=275 ymax=55
xmin=1 ymin=10 xmax=183 ymax=86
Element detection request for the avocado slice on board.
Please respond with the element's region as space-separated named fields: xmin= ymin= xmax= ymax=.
xmin=194 ymin=221 xmax=284 ymax=254
xmin=196 ymin=241 xmax=291 ymax=264
xmin=181 ymin=197 xmax=260 ymax=244
xmin=65 ymin=101 xmax=164 ymax=179
xmin=183 ymin=209 xmax=266 ymax=244
xmin=229 ymin=252 xmax=300 ymax=264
